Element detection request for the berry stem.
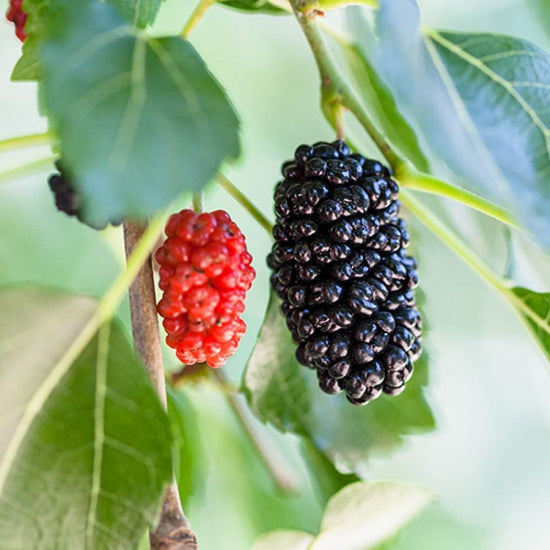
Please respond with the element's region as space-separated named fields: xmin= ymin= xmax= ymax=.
xmin=181 ymin=0 xmax=216 ymax=38
xmin=192 ymin=192 xmax=203 ymax=213
xmin=0 ymin=131 xmax=52 ymax=153
xmin=398 ymin=168 xmax=519 ymax=230
xmin=0 ymin=156 xmax=56 ymax=186
xmin=212 ymin=369 xmax=301 ymax=494
xmin=123 ymin=221 xmax=198 ymax=550
xmin=288 ymin=4 xmax=401 ymax=168
xmin=215 ymin=173 xmax=274 ymax=237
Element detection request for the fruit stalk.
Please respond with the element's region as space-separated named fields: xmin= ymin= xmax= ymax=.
xmin=123 ymin=221 xmax=198 ymax=550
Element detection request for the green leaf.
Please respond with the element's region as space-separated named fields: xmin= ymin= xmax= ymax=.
xmin=11 ymin=36 xmax=41 ymax=81
xmin=300 ymin=437 xmax=360 ymax=506
xmin=107 ymin=0 xmax=165 ymax=28
xmin=40 ymin=2 xmax=240 ymax=228
xmin=0 ymin=285 xmax=173 ymax=549
xmin=253 ymin=482 xmax=433 ymax=550
xmin=12 ymin=0 xmax=165 ymax=81
xmin=350 ymin=0 xmax=550 ymax=249
xmin=243 ymin=291 xmax=434 ymax=472
xmin=219 ymin=0 xmax=288 ymax=15
xmin=338 ymin=40 xmax=430 ymax=172
xmin=167 ymin=388 xmax=206 ymax=507
xmin=509 ymin=287 xmax=550 ymax=362
xmin=313 ymin=482 xmax=433 ymax=549
xmin=253 ymin=530 xmax=315 ymax=550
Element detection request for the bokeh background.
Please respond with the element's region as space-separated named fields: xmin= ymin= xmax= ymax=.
xmin=1 ymin=0 xmax=550 ymax=548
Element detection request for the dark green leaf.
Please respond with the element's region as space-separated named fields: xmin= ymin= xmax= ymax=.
xmin=0 ymin=285 xmax=173 ymax=549
xmin=300 ymin=437 xmax=360 ymax=506
xmin=243 ymin=291 xmax=434 ymax=472
xmin=350 ymin=0 xmax=550 ymax=248
xmin=338 ymin=40 xmax=429 ymax=172
xmin=40 ymin=2 xmax=240 ymax=227
xmin=219 ymin=0 xmax=287 ymax=15
xmin=509 ymin=287 xmax=550 ymax=362
xmin=167 ymin=388 xmax=206 ymax=507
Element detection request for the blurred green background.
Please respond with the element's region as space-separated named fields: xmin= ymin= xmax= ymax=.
xmin=1 ymin=1 xmax=550 ymax=548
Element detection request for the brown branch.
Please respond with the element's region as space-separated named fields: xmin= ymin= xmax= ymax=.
xmin=123 ymin=221 xmax=198 ymax=550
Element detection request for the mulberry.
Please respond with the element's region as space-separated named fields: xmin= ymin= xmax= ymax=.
xmin=268 ymin=140 xmax=422 ymax=406
xmin=156 ymin=209 xmax=255 ymax=368
xmin=6 ymin=0 xmax=27 ymax=42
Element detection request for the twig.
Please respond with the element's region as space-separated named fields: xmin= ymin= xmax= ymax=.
xmin=0 ymin=156 xmax=56 ymax=186
xmin=123 ymin=221 xmax=198 ymax=550
xmin=212 ymin=370 xmax=301 ymax=495
xmin=0 ymin=131 xmax=52 ymax=153
xmin=215 ymin=173 xmax=274 ymax=237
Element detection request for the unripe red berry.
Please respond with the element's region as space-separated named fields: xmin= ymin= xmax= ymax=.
xmin=156 ymin=209 xmax=255 ymax=368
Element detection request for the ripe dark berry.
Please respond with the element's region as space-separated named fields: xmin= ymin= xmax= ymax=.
xmin=268 ymin=140 xmax=422 ymax=406
xmin=47 ymin=161 xmax=121 ymax=230
xmin=6 ymin=0 xmax=27 ymax=42
xmin=156 ymin=209 xmax=255 ymax=368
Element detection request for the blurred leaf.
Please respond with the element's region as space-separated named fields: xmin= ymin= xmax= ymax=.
xmin=11 ymin=36 xmax=41 ymax=81
xmin=0 ymin=285 xmax=173 ymax=549
xmin=300 ymin=437 xmax=360 ymax=506
xmin=167 ymin=387 xmax=206 ymax=507
xmin=243 ymin=291 xmax=434 ymax=472
xmin=338 ymin=40 xmax=429 ymax=172
xmin=40 ymin=1 xmax=240 ymax=227
xmin=253 ymin=482 xmax=433 ymax=550
xmin=509 ymin=287 xmax=550 ymax=362
xmin=108 ymin=0 xmax=165 ymax=27
xmin=253 ymin=530 xmax=315 ymax=550
xmin=350 ymin=0 xmax=550 ymax=249
xmin=220 ymin=0 xmax=288 ymax=15
xmin=313 ymin=482 xmax=433 ymax=550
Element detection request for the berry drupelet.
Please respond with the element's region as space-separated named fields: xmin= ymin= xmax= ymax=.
xmin=156 ymin=209 xmax=256 ymax=368
xmin=268 ymin=140 xmax=422 ymax=406
xmin=6 ymin=0 xmax=27 ymax=42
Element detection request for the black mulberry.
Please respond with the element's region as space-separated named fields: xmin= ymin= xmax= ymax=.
xmin=268 ymin=140 xmax=422 ymax=406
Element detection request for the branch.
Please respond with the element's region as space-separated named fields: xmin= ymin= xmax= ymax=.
xmin=289 ymin=4 xmax=401 ymax=168
xmin=123 ymin=221 xmax=198 ymax=550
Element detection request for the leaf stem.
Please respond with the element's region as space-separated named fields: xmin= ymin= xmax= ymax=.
xmin=0 ymin=156 xmax=56 ymax=186
xmin=212 ymin=369 xmax=301 ymax=495
xmin=123 ymin=221 xmax=198 ymax=550
xmin=289 ymin=4 xmax=401 ymax=167
xmin=398 ymin=168 xmax=519 ymax=229
xmin=399 ymin=190 xmax=506 ymax=291
xmin=181 ymin=0 xmax=216 ymax=38
xmin=215 ymin=173 xmax=274 ymax=237
xmin=0 ymin=131 xmax=52 ymax=153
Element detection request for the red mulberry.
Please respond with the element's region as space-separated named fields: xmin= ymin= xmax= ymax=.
xmin=156 ymin=209 xmax=256 ymax=368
